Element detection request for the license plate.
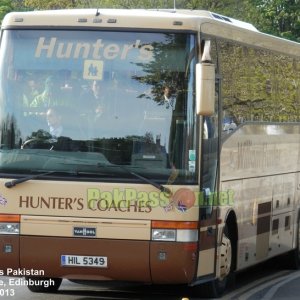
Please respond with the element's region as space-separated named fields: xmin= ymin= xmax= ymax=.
xmin=61 ymin=255 xmax=108 ymax=268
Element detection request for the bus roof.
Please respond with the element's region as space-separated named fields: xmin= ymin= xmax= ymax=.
xmin=2 ymin=8 xmax=300 ymax=57
xmin=1 ymin=9 xmax=257 ymax=32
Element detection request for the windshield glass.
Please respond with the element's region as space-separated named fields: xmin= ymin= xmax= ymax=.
xmin=0 ymin=30 xmax=197 ymax=184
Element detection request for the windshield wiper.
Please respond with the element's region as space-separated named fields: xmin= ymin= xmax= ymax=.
xmin=4 ymin=169 xmax=118 ymax=189
xmin=128 ymin=170 xmax=172 ymax=195
xmin=97 ymin=163 xmax=172 ymax=195
xmin=5 ymin=171 xmax=60 ymax=188
xmin=4 ymin=164 xmax=172 ymax=195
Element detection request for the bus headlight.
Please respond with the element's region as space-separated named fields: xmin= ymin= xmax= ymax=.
xmin=0 ymin=223 xmax=20 ymax=234
xmin=0 ymin=214 xmax=20 ymax=235
xmin=152 ymin=229 xmax=176 ymax=241
xmin=151 ymin=221 xmax=199 ymax=242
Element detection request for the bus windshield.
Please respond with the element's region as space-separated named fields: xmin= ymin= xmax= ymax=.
xmin=0 ymin=30 xmax=197 ymax=184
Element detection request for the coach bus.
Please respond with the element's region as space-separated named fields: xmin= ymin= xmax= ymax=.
xmin=0 ymin=8 xmax=299 ymax=298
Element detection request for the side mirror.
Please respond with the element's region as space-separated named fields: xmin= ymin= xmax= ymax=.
xmin=196 ymin=63 xmax=215 ymax=116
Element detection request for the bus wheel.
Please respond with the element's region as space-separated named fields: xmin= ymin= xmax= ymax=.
xmin=219 ymin=234 xmax=232 ymax=278
xmin=195 ymin=233 xmax=233 ymax=298
xmin=25 ymin=277 xmax=62 ymax=293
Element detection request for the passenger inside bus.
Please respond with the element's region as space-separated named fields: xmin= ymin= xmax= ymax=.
xmin=46 ymin=107 xmax=63 ymax=138
xmin=80 ymin=80 xmax=107 ymax=118
xmin=22 ymin=77 xmax=40 ymax=107
xmin=161 ymin=85 xmax=176 ymax=110
xmin=30 ymin=76 xmax=65 ymax=108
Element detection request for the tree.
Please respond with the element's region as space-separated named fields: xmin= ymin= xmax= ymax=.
xmin=0 ymin=0 xmax=13 ymax=21
xmin=250 ymin=0 xmax=300 ymax=42
xmin=24 ymin=0 xmax=76 ymax=9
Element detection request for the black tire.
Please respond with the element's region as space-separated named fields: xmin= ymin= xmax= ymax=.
xmin=25 ymin=277 xmax=62 ymax=293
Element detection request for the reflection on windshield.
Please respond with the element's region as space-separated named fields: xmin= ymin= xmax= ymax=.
xmin=0 ymin=30 xmax=197 ymax=184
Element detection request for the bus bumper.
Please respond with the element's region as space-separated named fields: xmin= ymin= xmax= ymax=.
xmin=14 ymin=236 xmax=197 ymax=284
xmin=0 ymin=235 xmax=20 ymax=274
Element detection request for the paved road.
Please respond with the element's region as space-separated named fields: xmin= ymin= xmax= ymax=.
xmin=0 ymin=277 xmax=190 ymax=300
xmin=1 ymin=258 xmax=300 ymax=300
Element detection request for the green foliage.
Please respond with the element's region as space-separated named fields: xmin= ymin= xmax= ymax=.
xmin=24 ymin=0 xmax=77 ymax=9
xmin=250 ymin=0 xmax=300 ymax=42
xmin=1 ymin=0 xmax=300 ymax=43
xmin=0 ymin=0 xmax=13 ymax=21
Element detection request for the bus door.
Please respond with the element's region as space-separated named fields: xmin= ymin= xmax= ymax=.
xmin=197 ymin=38 xmax=220 ymax=280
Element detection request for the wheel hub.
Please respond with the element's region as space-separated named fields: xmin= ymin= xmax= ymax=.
xmin=219 ymin=235 xmax=232 ymax=278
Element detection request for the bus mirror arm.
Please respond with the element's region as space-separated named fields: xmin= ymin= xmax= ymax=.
xmin=196 ymin=62 xmax=215 ymax=116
